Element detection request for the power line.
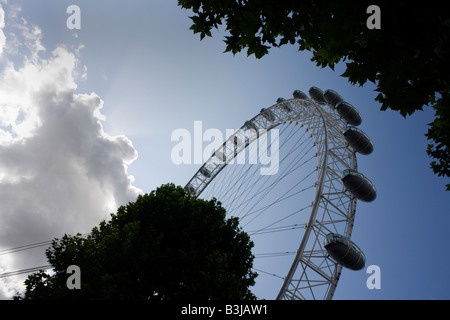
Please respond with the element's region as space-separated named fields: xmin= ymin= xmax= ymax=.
xmin=0 ymin=235 xmax=294 ymax=281
xmin=0 ymin=233 xmax=90 ymax=256
xmin=0 ymin=233 xmax=88 ymax=279
xmin=0 ymin=240 xmax=53 ymax=256
xmin=0 ymin=265 xmax=53 ymax=279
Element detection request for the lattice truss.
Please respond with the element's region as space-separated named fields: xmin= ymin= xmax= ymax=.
xmin=185 ymin=96 xmax=358 ymax=300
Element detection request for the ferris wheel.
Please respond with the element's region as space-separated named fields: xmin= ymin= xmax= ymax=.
xmin=184 ymin=87 xmax=376 ymax=300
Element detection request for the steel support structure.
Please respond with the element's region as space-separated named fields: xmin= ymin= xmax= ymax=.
xmin=185 ymin=97 xmax=358 ymax=300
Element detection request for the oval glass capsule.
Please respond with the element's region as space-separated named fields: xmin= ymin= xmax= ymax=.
xmin=260 ymin=108 xmax=275 ymax=122
xmin=336 ymin=101 xmax=362 ymax=126
xmin=308 ymin=87 xmax=326 ymax=104
xmin=293 ymin=90 xmax=308 ymax=100
xmin=323 ymin=89 xmax=344 ymax=108
xmin=344 ymin=126 xmax=374 ymax=155
xmin=324 ymin=233 xmax=366 ymax=271
xmin=342 ymin=169 xmax=377 ymax=202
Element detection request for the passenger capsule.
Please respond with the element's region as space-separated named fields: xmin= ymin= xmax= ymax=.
xmin=245 ymin=120 xmax=258 ymax=132
xmin=234 ymin=135 xmax=243 ymax=148
xmin=260 ymin=108 xmax=275 ymax=122
xmin=308 ymin=87 xmax=326 ymax=104
xmin=324 ymin=233 xmax=365 ymax=271
xmin=277 ymin=98 xmax=292 ymax=112
xmin=323 ymin=89 xmax=344 ymax=108
xmin=342 ymin=169 xmax=377 ymax=202
xmin=200 ymin=167 xmax=211 ymax=178
xmin=282 ymin=104 xmax=292 ymax=112
xmin=343 ymin=126 xmax=374 ymax=155
xmin=185 ymin=184 xmax=196 ymax=196
xmin=335 ymin=101 xmax=362 ymax=126
xmin=214 ymin=150 xmax=225 ymax=162
xmin=293 ymin=90 xmax=308 ymax=100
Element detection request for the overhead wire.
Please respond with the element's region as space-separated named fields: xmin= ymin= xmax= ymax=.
xmin=0 ymin=240 xmax=53 ymax=256
xmin=0 ymin=233 xmax=89 ymax=279
xmin=0 ymin=265 xmax=53 ymax=279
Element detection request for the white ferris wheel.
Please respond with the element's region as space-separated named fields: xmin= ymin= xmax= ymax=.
xmin=185 ymin=87 xmax=376 ymax=300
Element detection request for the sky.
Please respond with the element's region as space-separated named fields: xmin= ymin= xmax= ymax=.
xmin=0 ymin=0 xmax=449 ymax=300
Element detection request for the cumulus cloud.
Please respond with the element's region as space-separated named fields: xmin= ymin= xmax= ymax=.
xmin=0 ymin=3 xmax=5 ymax=56
xmin=0 ymin=4 xmax=142 ymax=298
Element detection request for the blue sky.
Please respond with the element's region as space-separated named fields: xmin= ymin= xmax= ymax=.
xmin=0 ymin=1 xmax=449 ymax=299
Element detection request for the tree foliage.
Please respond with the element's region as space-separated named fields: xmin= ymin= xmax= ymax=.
xmin=178 ymin=0 xmax=450 ymax=190
xmin=15 ymin=184 xmax=257 ymax=300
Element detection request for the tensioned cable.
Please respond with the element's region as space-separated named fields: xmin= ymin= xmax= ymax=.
xmin=0 ymin=233 xmax=90 ymax=257
xmin=230 ymin=152 xmax=316 ymax=229
xmin=206 ymin=124 xmax=297 ymax=205
xmin=252 ymin=267 xmax=284 ymax=280
xmin=206 ymin=123 xmax=298 ymax=204
xmin=239 ymin=163 xmax=316 ymax=227
xmin=1 ymin=124 xmax=315 ymax=284
xmin=247 ymin=203 xmax=312 ymax=237
xmin=198 ymin=121 xmax=320 ymax=291
xmin=0 ymin=240 xmax=53 ymax=256
xmin=233 ymin=138 xmax=315 ymax=217
xmin=222 ymin=123 xmax=308 ymax=209
xmin=254 ymin=251 xmax=296 ymax=259
xmin=0 ymin=233 xmax=89 ymax=280
xmin=201 ymin=122 xmax=316 ymax=224
xmin=247 ymin=223 xmax=306 ymax=236
xmin=198 ymin=124 xmax=318 ymax=268
xmin=227 ymin=129 xmax=316 ymax=219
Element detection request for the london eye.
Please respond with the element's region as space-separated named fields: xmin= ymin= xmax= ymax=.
xmin=185 ymin=87 xmax=376 ymax=300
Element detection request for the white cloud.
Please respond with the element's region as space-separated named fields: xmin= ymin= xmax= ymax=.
xmin=0 ymin=4 xmax=6 ymax=56
xmin=0 ymin=3 xmax=142 ymax=298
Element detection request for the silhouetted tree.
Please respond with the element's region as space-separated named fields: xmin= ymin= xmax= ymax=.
xmin=178 ymin=0 xmax=450 ymax=189
xmin=15 ymin=184 xmax=257 ymax=300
